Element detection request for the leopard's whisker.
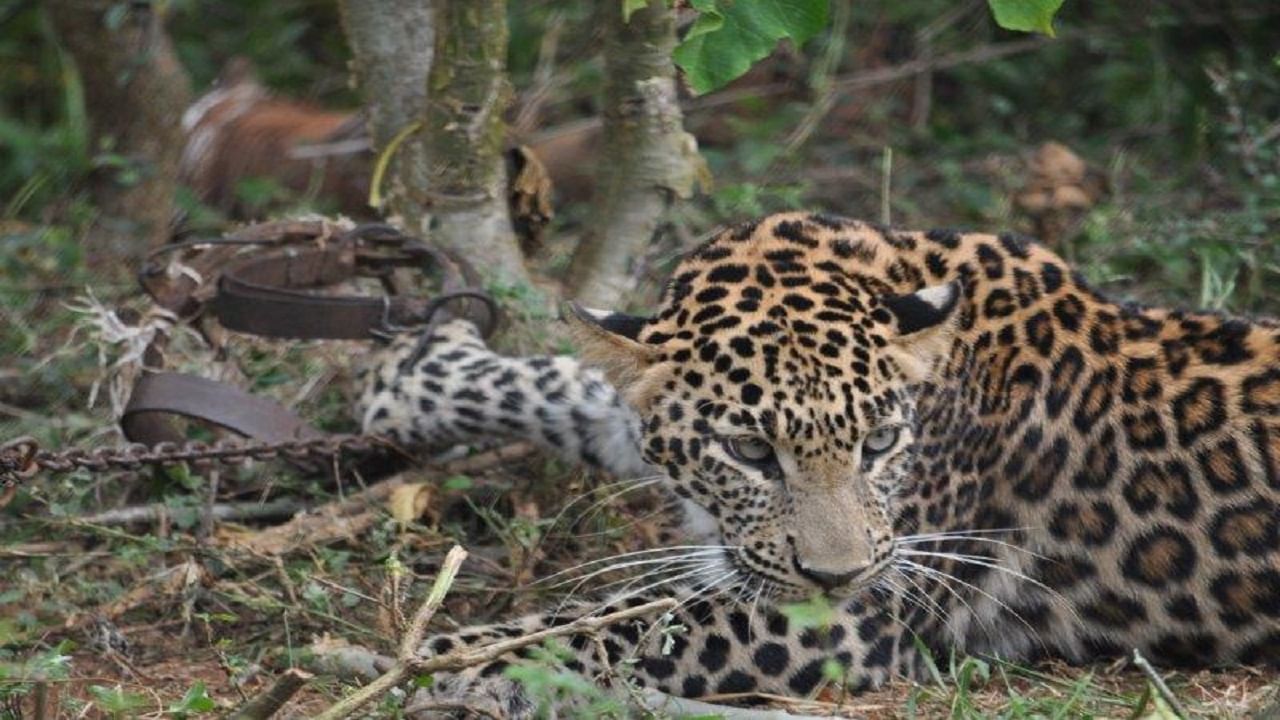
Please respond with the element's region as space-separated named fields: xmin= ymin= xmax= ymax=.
xmin=886 ymin=567 xmax=951 ymax=632
xmin=672 ymin=567 xmax=736 ymax=611
xmin=563 ymin=497 xmax=683 ymax=541
xmin=899 ymin=527 xmax=1034 ymax=539
xmin=569 ymin=562 xmax=715 ymax=613
xmin=534 ymin=545 xmax=735 ymax=585
xmin=542 ymin=474 xmax=665 ymax=532
xmin=673 ymin=569 xmax=738 ymax=619
xmin=878 ymin=575 xmax=934 ymax=633
xmin=582 ymin=557 xmax=724 ymax=594
xmin=567 ymin=476 xmax=666 ymax=529
xmin=600 ymin=564 xmax=720 ymax=611
xmin=896 ymin=559 xmax=1004 ymax=646
xmin=697 ymin=576 xmax=740 ymax=612
xmin=896 ymin=534 xmax=1048 ymax=560
xmin=545 ymin=551 xmax=729 ymax=590
xmin=745 ymin=576 xmax=767 ymax=644
xmin=897 ymin=558 xmax=1045 ymax=650
xmin=896 ymin=549 xmax=1067 ymax=606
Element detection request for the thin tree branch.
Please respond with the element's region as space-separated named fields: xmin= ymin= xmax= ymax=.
xmin=228 ymin=668 xmax=314 ymax=720
xmin=313 ymin=545 xmax=468 ymax=720
xmin=408 ymin=598 xmax=676 ymax=675
xmin=1132 ymin=649 xmax=1191 ymax=720
xmin=688 ymin=36 xmax=1058 ymax=113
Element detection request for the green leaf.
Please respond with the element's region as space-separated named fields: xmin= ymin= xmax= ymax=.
xmin=778 ymin=594 xmax=836 ymax=630
xmin=674 ymin=0 xmax=830 ymax=94
xmin=168 ymin=681 xmax=216 ymax=716
xmin=683 ymin=0 xmax=724 ymax=42
xmin=621 ymin=0 xmax=649 ymax=23
xmin=821 ymin=657 xmax=845 ymax=682
xmin=986 ymin=0 xmax=1065 ymax=37
xmin=441 ymin=475 xmax=474 ymax=491
xmin=89 ymin=684 xmax=149 ymax=716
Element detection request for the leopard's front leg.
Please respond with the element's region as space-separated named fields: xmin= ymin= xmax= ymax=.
xmin=405 ymin=591 xmax=916 ymax=718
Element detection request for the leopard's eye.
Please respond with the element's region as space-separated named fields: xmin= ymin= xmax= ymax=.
xmin=723 ymin=437 xmax=776 ymax=467
xmin=862 ymin=427 xmax=901 ymax=459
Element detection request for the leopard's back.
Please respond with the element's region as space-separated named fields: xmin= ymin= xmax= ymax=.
xmin=760 ymin=213 xmax=1280 ymax=665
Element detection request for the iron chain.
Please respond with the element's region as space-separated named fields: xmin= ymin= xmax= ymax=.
xmin=0 ymin=433 xmax=397 ymax=487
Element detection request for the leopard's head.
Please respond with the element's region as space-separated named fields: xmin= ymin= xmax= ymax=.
xmin=567 ymin=220 xmax=959 ymax=600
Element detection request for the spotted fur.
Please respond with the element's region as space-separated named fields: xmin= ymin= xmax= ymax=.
xmin=358 ymin=320 xmax=650 ymax=479
xmin=366 ymin=212 xmax=1280 ymax=717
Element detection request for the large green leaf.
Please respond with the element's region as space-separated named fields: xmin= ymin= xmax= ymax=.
xmin=987 ymin=0 xmax=1066 ymax=37
xmin=621 ymin=0 xmax=650 ymax=23
xmin=674 ymin=0 xmax=829 ymax=95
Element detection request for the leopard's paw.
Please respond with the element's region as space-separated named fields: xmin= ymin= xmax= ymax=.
xmin=404 ymin=671 xmax=536 ymax=720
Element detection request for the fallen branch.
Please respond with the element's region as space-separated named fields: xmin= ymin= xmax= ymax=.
xmin=1133 ymin=649 xmax=1190 ymax=720
xmin=642 ymin=689 xmax=844 ymax=720
xmin=222 ymin=443 xmax=536 ymax=556
xmin=411 ymin=597 xmax=677 ymax=676
xmin=312 ymin=582 xmax=678 ymax=719
xmin=314 ymin=545 xmax=469 ymax=720
xmin=229 ymin=667 xmax=314 ymax=720
xmin=80 ymin=498 xmax=303 ymax=527
xmin=437 ymin=442 xmax=536 ymax=474
xmin=312 ymin=599 xmax=805 ymax=720
xmin=72 ymin=442 xmax=535 ymax=533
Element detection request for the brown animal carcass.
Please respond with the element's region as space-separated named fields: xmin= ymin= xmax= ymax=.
xmin=179 ymin=59 xmax=372 ymax=218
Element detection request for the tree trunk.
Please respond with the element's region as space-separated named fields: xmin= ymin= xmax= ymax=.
xmin=338 ymin=0 xmax=434 ymax=224
xmin=46 ymin=0 xmax=190 ymax=266
xmin=341 ymin=0 xmax=535 ymax=296
xmin=565 ymin=0 xmax=698 ymax=309
xmin=423 ymin=0 xmax=530 ymax=291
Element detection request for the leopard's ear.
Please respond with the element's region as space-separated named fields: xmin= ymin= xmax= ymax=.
xmin=564 ymin=302 xmax=659 ymax=392
xmin=881 ymin=282 xmax=960 ymax=382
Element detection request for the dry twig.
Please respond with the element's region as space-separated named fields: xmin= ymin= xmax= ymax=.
xmin=80 ymin=497 xmax=303 ymax=526
xmin=314 ymin=545 xmax=469 ymax=720
xmin=642 ymin=689 xmax=846 ymax=719
xmin=229 ymin=667 xmax=314 ymax=720
xmin=312 ymin=555 xmax=678 ymax=720
xmin=1133 ymin=649 xmax=1191 ymax=719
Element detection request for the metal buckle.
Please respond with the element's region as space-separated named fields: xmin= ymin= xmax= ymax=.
xmin=370 ymin=296 xmax=415 ymax=343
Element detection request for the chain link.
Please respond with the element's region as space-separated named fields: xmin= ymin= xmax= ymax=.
xmin=0 ymin=434 xmax=398 ymax=487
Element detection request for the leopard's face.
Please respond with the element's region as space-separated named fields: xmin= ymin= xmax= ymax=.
xmin=569 ymin=219 xmax=961 ymax=601
xmin=636 ymin=366 xmax=919 ymax=599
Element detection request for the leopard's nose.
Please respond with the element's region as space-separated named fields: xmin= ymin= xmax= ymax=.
xmin=794 ymin=557 xmax=865 ymax=590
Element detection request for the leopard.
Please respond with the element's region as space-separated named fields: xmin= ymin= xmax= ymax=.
xmin=360 ymin=211 xmax=1280 ymax=718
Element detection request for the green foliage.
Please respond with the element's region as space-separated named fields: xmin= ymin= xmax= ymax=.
xmin=504 ymin=640 xmax=628 ymax=718
xmin=986 ymin=0 xmax=1066 ymax=37
xmin=0 ymin=641 xmax=73 ymax=707
xmin=0 ymin=5 xmax=89 ymax=218
xmin=621 ymin=0 xmax=649 ymax=23
xmin=88 ymin=684 xmax=150 ymax=718
xmin=168 ymin=0 xmax=352 ymax=98
xmin=167 ymin=681 xmax=217 ymax=717
xmin=674 ymin=0 xmax=829 ymax=94
xmin=779 ymin=594 xmax=837 ymax=630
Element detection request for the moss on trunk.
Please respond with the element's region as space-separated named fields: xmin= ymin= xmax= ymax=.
xmin=565 ymin=0 xmax=698 ymax=308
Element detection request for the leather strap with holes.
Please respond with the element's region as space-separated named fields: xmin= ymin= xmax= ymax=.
xmin=122 ymin=220 xmax=499 ymax=461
